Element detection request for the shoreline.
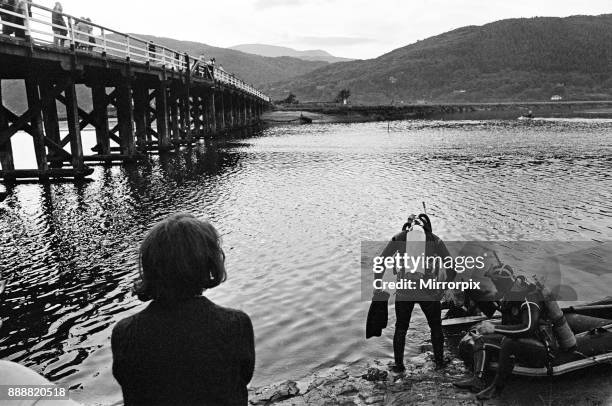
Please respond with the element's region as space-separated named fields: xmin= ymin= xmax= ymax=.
xmin=265 ymin=101 xmax=612 ymax=125
xmin=248 ymin=353 xmax=612 ymax=406
xmin=248 ymin=352 xmax=475 ymax=406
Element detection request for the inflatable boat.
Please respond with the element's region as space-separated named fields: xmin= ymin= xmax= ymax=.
xmin=489 ymin=323 xmax=612 ymax=377
xmin=453 ymin=298 xmax=612 ymax=377
xmin=443 ymin=297 xmax=612 ymax=332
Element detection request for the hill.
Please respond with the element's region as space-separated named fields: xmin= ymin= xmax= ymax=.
xmin=130 ymin=35 xmax=329 ymax=87
xmin=229 ymin=44 xmax=352 ymax=63
xmin=264 ymin=14 xmax=612 ymax=104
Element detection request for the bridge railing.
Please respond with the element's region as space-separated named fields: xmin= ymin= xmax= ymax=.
xmin=0 ymin=3 xmax=190 ymax=72
xmin=0 ymin=1 xmax=270 ymax=102
xmin=210 ymin=66 xmax=270 ymax=102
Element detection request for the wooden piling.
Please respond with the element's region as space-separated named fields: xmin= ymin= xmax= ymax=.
xmin=0 ymin=81 xmax=15 ymax=175
xmin=116 ymin=80 xmax=136 ymax=156
xmin=91 ymin=85 xmax=111 ymax=156
xmin=64 ymin=76 xmax=86 ymax=173
xmin=199 ymin=95 xmax=208 ymax=136
xmin=169 ymin=86 xmax=180 ymax=144
xmin=217 ymin=90 xmax=226 ymax=132
xmin=208 ymin=92 xmax=216 ymax=135
xmin=192 ymin=95 xmax=201 ymax=138
xmin=236 ymin=95 xmax=242 ymax=127
xmin=24 ymin=78 xmax=49 ymax=175
xmin=242 ymin=97 xmax=247 ymax=127
xmin=39 ymin=80 xmax=62 ymax=166
xmin=180 ymin=90 xmax=192 ymax=143
xmin=227 ymin=92 xmax=234 ymax=129
xmin=156 ymin=83 xmax=170 ymax=149
xmin=133 ymin=81 xmax=149 ymax=149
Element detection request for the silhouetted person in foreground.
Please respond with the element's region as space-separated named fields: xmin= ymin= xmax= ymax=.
xmin=112 ymin=213 xmax=255 ymax=406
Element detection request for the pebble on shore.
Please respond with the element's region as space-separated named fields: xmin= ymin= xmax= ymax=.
xmin=248 ymin=352 xmax=480 ymax=406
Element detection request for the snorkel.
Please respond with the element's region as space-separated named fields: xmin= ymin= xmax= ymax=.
xmin=403 ymin=202 xmax=432 ymax=233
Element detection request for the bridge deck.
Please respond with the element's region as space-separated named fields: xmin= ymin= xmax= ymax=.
xmin=0 ymin=1 xmax=270 ymax=182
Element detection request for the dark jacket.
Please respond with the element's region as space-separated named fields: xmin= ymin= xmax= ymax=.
xmin=111 ymin=296 xmax=255 ymax=406
xmin=51 ymin=9 xmax=67 ymax=35
xmin=495 ymin=289 xmax=544 ymax=338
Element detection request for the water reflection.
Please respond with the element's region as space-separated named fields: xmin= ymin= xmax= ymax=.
xmin=0 ymin=139 xmax=251 ymax=388
xmin=0 ymin=120 xmax=611 ymax=404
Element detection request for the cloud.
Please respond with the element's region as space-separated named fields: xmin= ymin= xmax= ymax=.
xmin=254 ymin=0 xmax=309 ymax=9
xmin=295 ymin=36 xmax=377 ymax=47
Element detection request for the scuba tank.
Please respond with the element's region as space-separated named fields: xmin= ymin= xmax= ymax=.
xmin=536 ymin=280 xmax=577 ymax=351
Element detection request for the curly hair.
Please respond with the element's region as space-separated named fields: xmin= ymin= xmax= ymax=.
xmin=134 ymin=213 xmax=227 ymax=303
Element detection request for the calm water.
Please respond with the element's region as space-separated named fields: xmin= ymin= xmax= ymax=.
xmin=1 ymin=119 xmax=611 ymax=404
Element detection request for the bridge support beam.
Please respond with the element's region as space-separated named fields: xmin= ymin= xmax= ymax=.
xmin=92 ymin=85 xmax=111 ymax=156
xmin=237 ymin=96 xmax=242 ymax=128
xmin=230 ymin=93 xmax=236 ymax=129
xmin=200 ymin=95 xmax=207 ymax=138
xmin=64 ymin=76 xmax=85 ymax=172
xmin=133 ymin=81 xmax=149 ymax=150
xmin=242 ymin=97 xmax=247 ymax=127
xmin=180 ymin=89 xmax=192 ymax=144
xmin=156 ymin=83 xmax=170 ymax=150
xmin=0 ymin=77 xmax=94 ymax=180
xmin=0 ymin=45 xmax=268 ymax=182
xmin=223 ymin=92 xmax=231 ymax=130
xmin=208 ymin=92 xmax=216 ymax=135
xmin=0 ymin=81 xmax=15 ymax=175
xmin=188 ymin=95 xmax=195 ymax=138
xmin=25 ymin=78 xmax=49 ymax=175
xmin=217 ymin=91 xmax=225 ymax=132
xmin=193 ymin=94 xmax=203 ymax=139
xmin=169 ymin=85 xmax=180 ymax=145
xmin=227 ymin=94 xmax=233 ymax=129
xmin=39 ymin=80 xmax=62 ymax=167
xmin=116 ymin=79 xmax=136 ymax=156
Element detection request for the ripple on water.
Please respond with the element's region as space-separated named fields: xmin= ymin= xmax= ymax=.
xmin=0 ymin=119 xmax=611 ymax=404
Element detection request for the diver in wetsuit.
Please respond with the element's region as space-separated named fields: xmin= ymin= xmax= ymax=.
xmin=376 ymin=214 xmax=456 ymax=371
xmin=454 ymin=266 xmax=550 ymax=399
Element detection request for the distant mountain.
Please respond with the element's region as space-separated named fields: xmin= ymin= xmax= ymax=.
xmin=229 ymin=44 xmax=352 ymax=63
xmin=2 ymin=35 xmax=329 ymax=113
xmin=264 ymin=14 xmax=612 ymax=104
xmin=130 ymin=35 xmax=329 ymax=88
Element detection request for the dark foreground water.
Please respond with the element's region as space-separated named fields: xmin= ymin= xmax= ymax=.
xmin=1 ymin=119 xmax=611 ymax=404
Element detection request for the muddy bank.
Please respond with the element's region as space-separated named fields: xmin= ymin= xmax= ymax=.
xmin=269 ymin=101 xmax=612 ymax=124
xmin=249 ymin=352 xmax=612 ymax=406
xmin=261 ymin=110 xmax=353 ymax=125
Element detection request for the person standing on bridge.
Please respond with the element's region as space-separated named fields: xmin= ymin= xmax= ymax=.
xmin=1 ymin=0 xmax=17 ymax=36
xmin=7 ymin=0 xmax=27 ymax=39
xmin=85 ymin=17 xmax=95 ymax=51
xmin=52 ymin=2 xmax=67 ymax=47
xmin=74 ymin=17 xmax=94 ymax=50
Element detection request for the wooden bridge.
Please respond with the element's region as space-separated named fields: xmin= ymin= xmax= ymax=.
xmin=0 ymin=2 xmax=271 ymax=181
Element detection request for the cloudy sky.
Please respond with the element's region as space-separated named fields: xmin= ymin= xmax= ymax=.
xmin=53 ymin=0 xmax=611 ymax=59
